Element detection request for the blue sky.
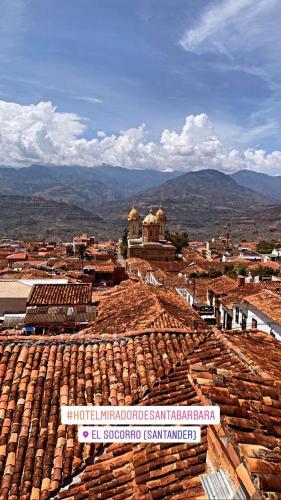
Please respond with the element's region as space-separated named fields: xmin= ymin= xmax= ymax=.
xmin=0 ymin=0 xmax=281 ymax=173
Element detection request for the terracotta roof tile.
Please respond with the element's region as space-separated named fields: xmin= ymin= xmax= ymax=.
xmin=27 ymin=284 xmax=92 ymax=306
xmin=188 ymin=329 xmax=281 ymax=497
xmin=185 ymin=278 xmax=213 ymax=304
xmin=208 ymin=275 xmax=237 ymax=295
xmin=6 ymin=253 xmax=27 ymax=261
xmin=220 ymin=281 xmax=281 ymax=309
xmin=243 ymin=289 xmax=281 ymax=325
xmin=0 ymin=331 xmax=209 ymax=499
xmin=85 ymin=281 xmax=208 ymax=335
xmin=55 ymin=360 xmax=208 ymax=500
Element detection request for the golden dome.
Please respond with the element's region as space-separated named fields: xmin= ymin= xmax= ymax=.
xmin=143 ymin=209 xmax=157 ymax=225
xmin=156 ymin=206 xmax=166 ymax=222
xmin=128 ymin=206 xmax=139 ymax=220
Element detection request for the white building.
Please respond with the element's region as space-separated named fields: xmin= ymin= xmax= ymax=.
xmin=234 ymin=289 xmax=281 ymax=340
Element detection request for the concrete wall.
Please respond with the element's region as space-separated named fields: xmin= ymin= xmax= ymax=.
xmin=246 ymin=305 xmax=281 ymax=339
xmin=0 ymin=297 xmax=27 ymax=314
xmin=128 ymin=244 xmax=176 ymax=261
xmin=230 ymin=302 xmax=281 ymax=339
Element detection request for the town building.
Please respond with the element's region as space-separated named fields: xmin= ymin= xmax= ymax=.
xmin=83 ymin=259 xmax=126 ymax=286
xmin=0 ymin=281 xmax=32 ymax=316
xmin=6 ymin=251 xmax=28 ymax=268
xmin=235 ymin=289 xmax=281 ymax=339
xmin=73 ymin=233 xmax=95 ymax=254
xmin=2 ymin=237 xmax=281 ymax=499
xmin=127 ymin=206 xmax=176 ymax=261
xmin=207 ymin=275 xmax=237 ymax=326
xmin=25 ymin=283 xmax=95 ymax=333
xmin=213 ymin=278 xmax=281 ymax=332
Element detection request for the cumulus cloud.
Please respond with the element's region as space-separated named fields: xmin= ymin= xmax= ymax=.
xmin=0 ymin=99 xmax=281 ymax=174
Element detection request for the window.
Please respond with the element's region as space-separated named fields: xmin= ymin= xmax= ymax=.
xmin=252 ymin=317 xmax=257 ymax=329
xmin=235 ymin=306 xmax=239 ymax=323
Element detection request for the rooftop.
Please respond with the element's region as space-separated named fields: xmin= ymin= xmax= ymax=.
xmin=221 ymin=281 xmax=281 ymax=310
xmin=208 ymin=275 xmax=237 ymax=295
xmin=244 ymin=289 xmax=281 ymax=325
xmin=27 ymin=283 xmax=92 ymax=306
xmin=85 ymin=281 xmax=207 ymax=336
xmin=0 ymin=280 xmax=32 ymax=299
xmin=6 ymin=252 xmax=27 ymax=261
xmin=0 ymin=327 xmax=280 ymax=498
xmin=185 ymin=278 xmax=213 ymax=303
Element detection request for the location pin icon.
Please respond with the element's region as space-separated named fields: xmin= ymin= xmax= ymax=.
xmin=83 ymin=430 xmax=89 ymax=438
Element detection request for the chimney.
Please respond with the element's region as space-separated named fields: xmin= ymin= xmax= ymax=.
xmin=237 ymin=275 xmax=246 ymax=287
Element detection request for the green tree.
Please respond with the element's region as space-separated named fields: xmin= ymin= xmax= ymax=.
xmin=224 ymin=263 xmax=247 ymax=277
xmin=207 ymin=268 xmax=222 ymax=278
xmin=189 ymin=271 xmax=208 ymax=279
xmin=77 ymin=244 xmax=86 ymax=268
xmin=120 ymin=229 xmax=128 ymax=259
xmin=251 ymin=265 xmax=276 ymax=277
xmin=234 ymin=264 xmax=247 ymax=276
xmin=224 ymin=263 xmax=235 ymax=277
xmin=166 ymin=230 xmax=189 ymax=255
xmin=256 ymin=240 xmax=279 ymax=254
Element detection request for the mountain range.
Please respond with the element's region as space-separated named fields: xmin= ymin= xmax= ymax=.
xmin=0 ymin=165 xmax=280 ymax=241
xmin=232 ymin=170 xmax=281 ymax=203
xmin=0 ymin=164 xmax=178 ymax=211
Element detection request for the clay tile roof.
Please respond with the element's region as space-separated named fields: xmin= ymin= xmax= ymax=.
xmin=0 ymin=332 xmax=209 ymax=499
xmin=54 ymin=342 xmax=208 ymax=500
xmin=220 ymin=281 xmax=281 ymax=310
xmin=20 ymin=268 xmax=52 ymax=279
xmin=1 ymin=328 xmax=281 ymax=498
xmin=185 ymin=278 xmax=213 ymax=303
xmin=127 ymin=258 xmax=188 ymax=274
xmin=27 ymin=283 xmax=92 ymax=306
xmin=244 ymin=289 xmax=281 ymax=325
xmin=208 ymin=275 xmax=237 ymax=295
xmin=220 ymin=283 xmax=260 ymax=309
xmin=149 ymin=269 xmax=187 ymax=288
xmin=188 ymin=329 xmax=281 ymax=497
xmin=83 ymin=261 xmax=115 ymax=273
xmin=6 ymin=252 xmax=27 ymax=261
xmin=84 ymin=281 xmax=207 ymax=336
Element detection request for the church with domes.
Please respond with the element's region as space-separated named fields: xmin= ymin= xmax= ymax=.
xmin=127 ymin=205 xmax=176 ymax=261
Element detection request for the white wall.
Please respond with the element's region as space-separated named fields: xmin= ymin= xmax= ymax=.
xmin=246 ymin=305 xmax=281 ymax=340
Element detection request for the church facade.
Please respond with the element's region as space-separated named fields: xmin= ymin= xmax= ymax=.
xmin=127 ymin=206 xmax=176 ymax=261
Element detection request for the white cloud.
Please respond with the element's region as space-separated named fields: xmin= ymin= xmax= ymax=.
xmin=0 ymin=99 xmax=281 ymax=174
xmin=97 ymin=130 xmax=106 ymax=138
xmin=180 ymin=0 xmax=254 ymax=55
xmin=73 ymin=96 xmax=103 ymax=105
xmin=180 ymin=0 xmax=279 ymax=57
xmin=180 ymin=0 xmax=281 ymax=99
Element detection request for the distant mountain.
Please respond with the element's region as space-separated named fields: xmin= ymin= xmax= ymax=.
xmin=1 ymin=167 xmax=281 ymax=241
xmin=92 ymin=165 xmax=179 ymax=193
xmin=98 ymin=169 xmax=278 ymax=240
xmin=0 ymin=164 xmax=179 ymax=210
xmin=134 ymin=169 xmax=268 ymax=208
xmin=232 ymin=170 xmax=281 ymax=203
xmin=0 ymin=195 xmax=103 ymax=241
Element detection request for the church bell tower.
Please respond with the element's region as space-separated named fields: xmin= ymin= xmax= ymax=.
xmin=156 ymin=206 xmax=166 ymax=240
xmin=128 ymin=206 xmax=140 ymax=239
